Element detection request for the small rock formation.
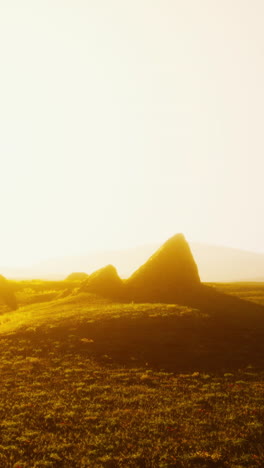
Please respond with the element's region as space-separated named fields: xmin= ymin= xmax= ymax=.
xmin=0 ymin=275 xmax=17 ymax=310
xmin=125 ymin=233 xmax=200 ymax=302
xmin=81 ymin=265 xmax=123 ymax=299
xmin=65 ymin=272 xmax=89 ymax=281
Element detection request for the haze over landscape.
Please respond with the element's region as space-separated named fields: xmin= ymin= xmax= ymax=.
xmin=1 ymin=2 xmax=264 ymax=466
xmin=1 ymin=0 xmax=264 ymax=270
xmin=1 ymin=241 xmax=264 ymax=282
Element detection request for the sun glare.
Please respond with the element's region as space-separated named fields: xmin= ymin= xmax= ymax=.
xmin=0 ymin=1 xmax=263 ymax=272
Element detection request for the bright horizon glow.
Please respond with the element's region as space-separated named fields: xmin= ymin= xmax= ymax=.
xmin=0 ymin=1 xmax=264 ymax=268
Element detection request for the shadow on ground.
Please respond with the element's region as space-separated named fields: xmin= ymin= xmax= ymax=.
xmin=13 ymin=285 xmax=264 ymax=373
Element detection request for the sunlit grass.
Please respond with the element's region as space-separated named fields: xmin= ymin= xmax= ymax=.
xmin=1 ymin=330 xmax=264 ymax=467
xmin=0 ymin=281 xmax=264 ymax=466
xmin=211 ymin=282 xmax=264 ymax=306
xmin=0 ymin=292 xmax=196 ymax=335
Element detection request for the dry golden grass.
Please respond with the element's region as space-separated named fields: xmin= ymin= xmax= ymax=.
xmin=0 ymin=281 xmax=264 ymax=467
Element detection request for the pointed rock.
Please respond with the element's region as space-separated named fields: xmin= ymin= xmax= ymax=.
xmin=81 ymin=265 xmax=123 ymax=299
xmin=125 ymin=234 xmax=200 ymax=301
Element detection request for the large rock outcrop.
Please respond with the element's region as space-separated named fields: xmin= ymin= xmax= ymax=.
xmin=125 ymin=233 xmax=200 ymax=302
xmin=0 ymin=275 xmax=17 ymax=310
xmin=79 ymin=234 xmax=201 ymax=302
xmin=81 ymin=265 xmax=123 ymax=299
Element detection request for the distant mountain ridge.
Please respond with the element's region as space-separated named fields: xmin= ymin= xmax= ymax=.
xmin=1 ymin=242 xmax=264 ymax=282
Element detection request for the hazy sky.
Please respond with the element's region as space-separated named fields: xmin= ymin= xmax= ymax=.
xmin=0 ymin=0 xmax=263 ymax=267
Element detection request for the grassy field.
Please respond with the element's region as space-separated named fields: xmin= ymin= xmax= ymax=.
xmin=0 ymin=281 xmax=264 ymax=467
xmin=211 ymin=282 xmax=264 ymax=307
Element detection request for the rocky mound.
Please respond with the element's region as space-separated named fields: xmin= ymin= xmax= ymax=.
xmin=81 ymin=265 xmax=123 ymax=299
xmin=0 ymin=275 xmax=17 ymax=310
xmin=125 ymin=234 xmax=200 ymax=301
xmin=65 ymin=272 xmax=89 ymax=281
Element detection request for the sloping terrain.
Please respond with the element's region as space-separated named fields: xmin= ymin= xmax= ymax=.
xmin=1 ymin=284 xmax=264 ymax=371
xmin=0 ymin=284 xmax=264 ymax=467
xmin=211 ymin=282 xmax=264 ymax=306
xmin=0 ymin=274 xmax=17 ymax=311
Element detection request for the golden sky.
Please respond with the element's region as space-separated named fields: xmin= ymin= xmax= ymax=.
xmin=0 ymin=1 xmax=263 ymax=267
